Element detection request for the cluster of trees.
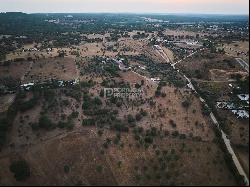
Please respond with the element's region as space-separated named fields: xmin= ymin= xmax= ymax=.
xmin=32 ymin=112 xmax=77 ymax=131
xmin=81 ymin=80 xmax=96 ymax=88
xmin=0 ymin=118 xmax=8 ymax=149
xmin=132 ymin=32 xmax=149 ymax=40
xmin=132 ymin=126 xmax=159 ymax=148
xmin=82 ymin=90 xmax=148 ymax=133
xmin=82 ymin=57 xmax=120 ymax=77
xmin=63 ymin=88 xmax=81 ymax=102
xmin=233 ymin=76 xmax=249 ymax=94
xmin=82 ymin=118 xmax=95 ymax=126
xmin=155 ymin=82 xmax=167 ymax=97
xmin=129 ymin=55 xmax=186 ymax=88
xmin=127 ymin=109 xmax=148 ymax=126
xmin=133 ymin=145 xmax=182 ymax=185
xmin=18 ymin=96 xmax=38 ymax=112
xmin=0 ymin=36 xmax=17 ymax=61
xmin=9 ymin=159 xmax=30 ymax=181
xmin=52 ymin=33 xmax=82 ymax=48
xmin=203 ymin=40 xmax=217 ymax=53
xmin=106 ymin=33 xmax=120 ymax=42
xmin=0 ymin=76 xmax=20 ymax=95
xmin=181 ymin=100 xmax=191 ymax=109
xmin=57 ymin=120 xmax=74 ymax=130
xmin=32 ymin=115 xmax=56 ymax=130
xmin=82 ymin=91 xmax=102 ymax=111
xmin=82 ymin=91 xmax=118 ymax=128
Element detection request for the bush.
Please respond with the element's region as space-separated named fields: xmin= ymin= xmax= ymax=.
xmin=135 ymin=113 xmax=142 ymax=121
xmin=82 ymin=118 xmax=95 ymax=126
xmin=172 ymin=131 xmax=179 ymax=137
xmin=127 ymin=114 xmax=135 ymax=123
xmin=99 ymin=89 xmax=104 ymax=97
xmin=30 ymin=123 xmax=39 ymax=131
xmin=182 ymin=100 xmax=190 ymax=109
xmin=68 ymin=111 xmax=79 ymax=120
xmin=81 ymin=80 xmax=95 ymax=88
xmin=135 ymin=83 xmax=141 ymax=89
xmin=65 ymin=89 xmax=81 ymax=101
xmin=62 ymin=99 xmax=70 ymax=106
xmin=82 ymin=100 xmax=91 ymax=110
xmin=144 ymin=136 xmax=153 ymax=144
xmin=169 ymin=120 xmax=177 ymax=128
xmin=161 ymin=92 xmax=167 ymax=97
xmin=64 ymin=165 xmax=70 ymax=173
xmin=155 ymin=90 xmax=161 ymax=97
xmin=19 ymin=97 xmax=38 ymax=112
xmin=116 ymin=101 xmax=122 ymax=107
xmin=159 ymin=81 xmax=167 ymax=87
xmin=140 ymin=109 xmax=148 ymax=117
xmin=57 ymin=121 xmax=74 ymax=130
xmin=0 ymin=118 xmax=8 ymax=132
xmin=96 ymin=165 xmax=103 ymax=173
xmin=10 ymin=160 xmax=30 ymax=181
xmin=112 ymin=123 xmax=129 ymax=132
xmin=0 ymin=131 xmax=6 ymax=148
xmin=179 ymin=134 xmax=186 ymax=139
xmin=146 ymin=127 xmax=158 ymax=137
xmin=82 ymin=95 xmax=102 ymax=110
xmin=202 ymin=104 xmax=211 ymax=116
xmin=38 ymin=115 xmax=56 ymax=130
xmin=97 ymin=130 xmax=103 ymax=137
xmin=93 ymin=97 xmax=102 ymax=106
xmin=44 ymin=89 xmax=55 ymax=103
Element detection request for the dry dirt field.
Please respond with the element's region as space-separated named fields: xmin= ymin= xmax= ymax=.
xmin=0 ymin=126 xmax=237 ymax=186
xmin=223 ymin=41 xmax=249 ymax=63
xmin=0 ymin=60 xmax=31 ymax=81
xmin=176 ymin=51 xmax=244 ymax=81
xmin=0 ymin=37 xmax=245 ymax=186
xmin=0 ymin=65 xmax=238 ymax=185
xmin=119 ymin=71 xmax=215 ymax=141
xmin=161 ymin=46 xmax=175 ymax=62
xmin=164 ymin=29 xmax=208 ymax=38
xmin=23 ymin=57 xmax=78 ymax=83
xmin=209 ymin=69 xmax=248 ymax=82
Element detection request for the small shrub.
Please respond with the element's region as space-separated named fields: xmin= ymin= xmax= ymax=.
xmin=64 ymin=165 xmax=70 ymax=173
xmin=10 ymin=160 xmax=30 ymax=181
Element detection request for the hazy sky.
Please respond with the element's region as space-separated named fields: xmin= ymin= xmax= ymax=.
xmin=0 ymin=0 xmax=249 ymax=14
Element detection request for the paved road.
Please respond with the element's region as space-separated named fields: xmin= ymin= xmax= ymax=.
xmin=235 ymin=58 xmax=249 ymax=73
xmin=155 ymin=47 xmax=250 ymax=186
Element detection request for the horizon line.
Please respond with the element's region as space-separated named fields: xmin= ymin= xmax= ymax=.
xmin=0 ymin=11 xmax=249 ymax=16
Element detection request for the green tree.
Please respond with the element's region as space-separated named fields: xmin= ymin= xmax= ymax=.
xmin=10 ymin=160 xmax=30 ymax=181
